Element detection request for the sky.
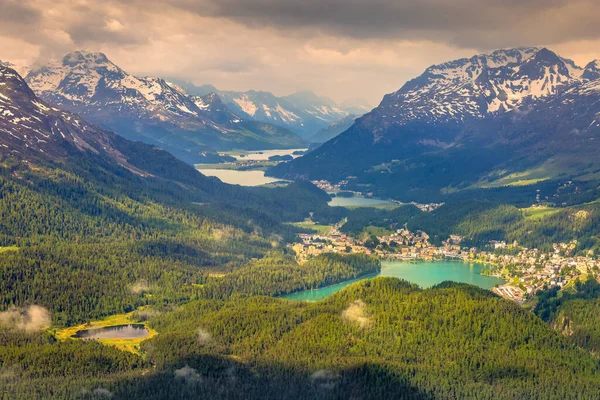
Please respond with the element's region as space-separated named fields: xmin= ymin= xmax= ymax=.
xmin=1 ymin=0 xmax=600 ymax=105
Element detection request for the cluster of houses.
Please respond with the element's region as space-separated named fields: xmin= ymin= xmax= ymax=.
xmin=293 ymin=228 xmax=461 ymax=263
xmin=478 ymin=242 xmax=599 ymax=303
xmin=311 ymin=180 xmax=347 ymax=192
xmin=408 ymin=201 xmax=445 ymax=212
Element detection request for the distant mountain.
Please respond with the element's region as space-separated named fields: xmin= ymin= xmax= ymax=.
xmin=172 ymin=80 xmax=370 ymax=139
xmin=0 ymin=63 xmax=248 ymax=192
xmin=309 ymin=114 xmax=358 ymax=143
xmin=270 ymin=48 xmax=600 ymax=201
xmin=340 ymin=98 xmax=374 ymax=116
xmin=24 ymin=51 xmax=305 ymax=165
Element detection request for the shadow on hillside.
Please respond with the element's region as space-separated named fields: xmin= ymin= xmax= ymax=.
xmin=103 ymin=354 xmax=434 ymax=400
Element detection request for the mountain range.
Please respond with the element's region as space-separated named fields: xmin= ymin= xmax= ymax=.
xmin=0 ymin=61 xmax=247 ymax=202
xmin=173 ymin=80 xmax=371 ymax=140
xmin=270 ymin=47 xmax=600 ymax=201
xmin=0 ymin=62 xmax=332 ymax=225
xmin=23 ymin=51 xmax=306 ymax=165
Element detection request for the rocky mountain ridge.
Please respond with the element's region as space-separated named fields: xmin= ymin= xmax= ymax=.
xmin=24 ymin=51 xmax=305 ymax=164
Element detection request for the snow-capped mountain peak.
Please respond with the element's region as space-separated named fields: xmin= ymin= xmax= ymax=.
xmin=190 ymin=92 xmax=243 ymax=124
xmin=25 ymin=51 xmax=211 ymax=125
xmin=0 ymin=59 xmax=32 ymax=78
xmin=583 ymin=60 xmax=600 ymax=81
xmin=171 ymin=80 xmax=370 ymax=139
xmin=379 ymin=47 xmax=585 ymax=125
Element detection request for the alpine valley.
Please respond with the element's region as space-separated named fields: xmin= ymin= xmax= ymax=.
xmin=2 ymin=37 xmax=600 ymax=400
xmin=271 ymin=48 xmax=600 ymax=201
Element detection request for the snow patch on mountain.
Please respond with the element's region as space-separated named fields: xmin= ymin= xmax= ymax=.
xmin=172 ymin=81 xmax=371 ymax=139
xmin=275 ymin=104 xmax=300 ymax=123
xmin=379 ymin=47 xmax=591 ymax=126
xmin=0 ymin=64 xmax=147 ymax=175
xmin=233 ymin=95 xmax=258 ymax=116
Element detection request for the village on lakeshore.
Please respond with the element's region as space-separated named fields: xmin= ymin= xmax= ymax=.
xmin=293 ymin=221 xmax=600 ymax=305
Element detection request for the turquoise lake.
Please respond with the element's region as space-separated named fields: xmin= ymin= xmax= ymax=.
xmin=282 ymin=260 xmax=503 ymax=301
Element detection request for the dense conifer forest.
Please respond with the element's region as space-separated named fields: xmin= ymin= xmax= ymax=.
xmin=4 ymin=279 xmax=600 ymax=399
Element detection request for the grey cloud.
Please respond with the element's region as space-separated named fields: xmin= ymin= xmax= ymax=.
xmin=1 ymin=0 xmax=599 ymax=105
xmin=66 ymin=19 xmax=147 ymax=47
xmin=0 ymin=1 xmax=40 ymax=24
xmin=0 ymin=1 xmax=42 ymax=39
xmin=170 ymin=0 xmax=600 ymax=49
xmin=92 ymin=388 xmax=114 ymax=398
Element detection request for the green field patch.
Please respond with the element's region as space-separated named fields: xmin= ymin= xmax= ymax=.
xmin=360 ymin=225 xmax=394 ymax=239
xmin=478 ymin=169 xmax=552 ymax=188
xmin=475 ymin=156 xmax=600 ymax=189
xmin=522 ymin=206 xmax=560 ymax=220
xmin=287 ymin=221 xmax=333 ymax=235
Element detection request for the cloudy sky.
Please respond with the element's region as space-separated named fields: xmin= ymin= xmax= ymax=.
xmin=1 ymin=0 xmax=600 ymax=105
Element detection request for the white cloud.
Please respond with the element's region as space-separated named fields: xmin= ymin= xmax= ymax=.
xmin=92 ymin=388 xmax=113 ymax=398
xmin=341 ymin=299 xmax=370 ymax=328
xmin=174 ymin=365 xmax=202 ymax=383
xmin=197 ymin=327 xmax=212 ymax=344
xmin=0 ymin=305 xmax=51 ymax=332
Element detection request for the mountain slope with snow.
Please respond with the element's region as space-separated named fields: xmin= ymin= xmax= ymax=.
xmin=0 ymin=64 xmax=154 ymax=175
xmin=25 ymin=52 xmax=305 ymax=164
xmin=270 ymin=48 xmax=600 ymax=201
xmin=372 ymin=47 xmax=584 ymax=129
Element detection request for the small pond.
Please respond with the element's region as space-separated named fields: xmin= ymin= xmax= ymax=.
xmin=72 ymin=324 xmax=149 ymax=340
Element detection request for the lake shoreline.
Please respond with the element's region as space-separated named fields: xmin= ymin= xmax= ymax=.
xmin=281 ymin=259 xmax=505 ymax=302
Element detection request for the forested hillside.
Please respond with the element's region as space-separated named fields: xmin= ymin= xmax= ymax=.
xmin=535 ymin=279 xmax=600 ymax=353
xmin=314 ymin=198 xmax=600 ymax=253
xmin=3 ymin=279 xmax=600 ymax=399
xmin=0 ymin=148 xmax=342 ymax=326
